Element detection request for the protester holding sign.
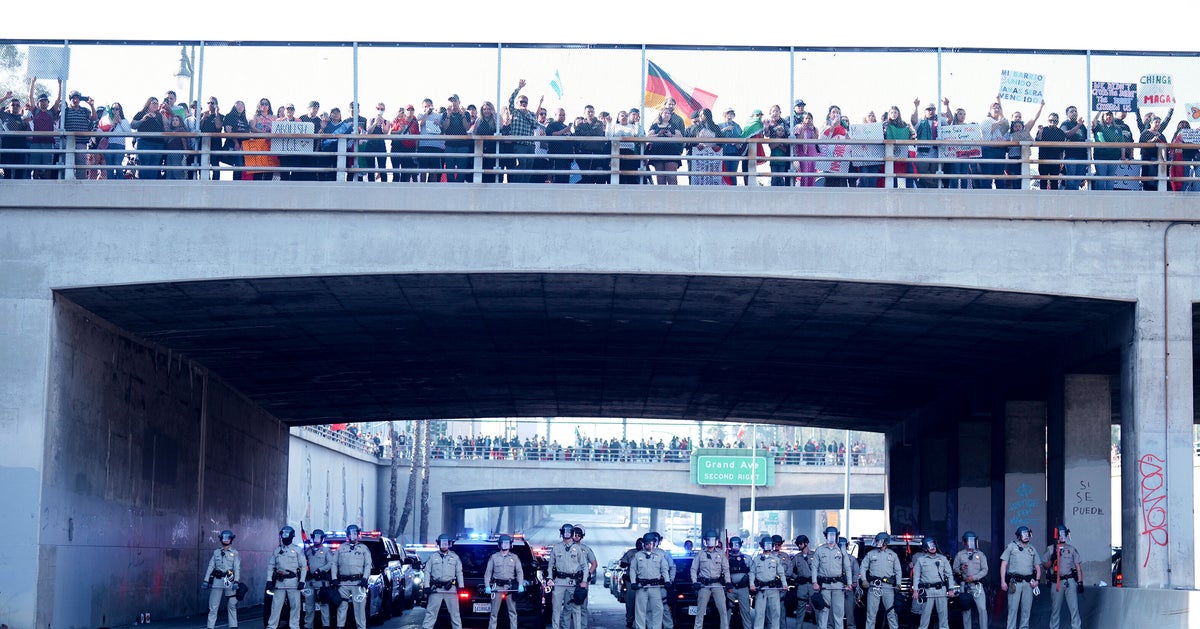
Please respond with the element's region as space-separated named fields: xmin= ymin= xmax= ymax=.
xmin=1060 ymin=106 xmax=1090 ymax=190
xmin=1138 ymin=116 xmax=1167 ymax=191
xmin=1171 ymin=121 xmax=1199 ymax=192
xmin=980 ymin=96 xmax=1010 ymax=189
xmin=1091 ymin=111 xmax=1125 ymax=191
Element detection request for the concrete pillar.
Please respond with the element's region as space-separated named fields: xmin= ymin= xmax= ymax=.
xmin=1120 ymin=282 xmax=1195 ymax=588
xmin=1048 ymin=374 xmax=1113 ymax=585
xmin=649 ymin=508 xmax=661 ymax=533
xmin=1004 ymin=401 xmax=1047 ymax=549
xmin=956 ymin=422 xmax=993 ymax=555
xmin=919 ymin=435 xmax=951 ymax=545
xmin=886 ymin=435 xmax=919 ymax=534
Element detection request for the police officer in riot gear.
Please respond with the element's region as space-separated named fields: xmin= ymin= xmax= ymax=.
xmin=787 ymin=535 xmax=813 ymax=627
xmin=549 ymin=524 xmax=591 ymax=629
xmin=620 ymin=538 xmax=645 ymax=628
xmin=204 ymin=529 xmax=241 ymax=629
xmin=953 ymin=531 xmax=988 ymax=629
xmin=911 ymin=538 xmax=955 ymax=629
xmin=750 ymin=536 xmax=787 ymax=629
xmin=650 ymin=532 xmax=676 ymax=629
xmin=337 ymin=524 xmax=373 ymax=629
xmin=999 ymin=526 xmax=1042 ymax=629
xmin=630 ymin=531 xmax=671 ymax=629
xmin=572 ymin=525 xmax=599 ymax=629
xmin=726 ymin=537 xmax=754 ymax=629
xmin=1043 ymin=525 xmax=1083 ymax=629
xmin=861 ymin=532 xmax=902 ymax=629
xmin=691 ymin=530 xmax=730 ymax=629
xmin=837 ymin=537 xmax=860 ymax=629
xmin=485 ymin=534 xmax=525 ymax=629
xmin=422 ymin=533 xmax=465 ymax=629
xmin=770 ymin=536 xmax=789 ymax=629
xmin=305 ymin=529 xmax=335 ymax=629
xmin=810 ymin=526 xmax=851 ymax=629
xmin=267 ymin=526 xmax=307 ymax=629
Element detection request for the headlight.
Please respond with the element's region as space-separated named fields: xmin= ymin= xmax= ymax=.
xmin=413 ymin=576 xmax=423 ymax=585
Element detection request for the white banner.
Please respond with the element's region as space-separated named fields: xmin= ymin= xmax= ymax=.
xmin=271 ymin=120 xmax=316 ymax=153
xmin=848 ymin=123 xmax=884 ymax=166
xmin=27 ymin=45 xmax=70 ymax=81
xmin=816 ymin=127 xmax=850 ymax=174
xmin=999 ymin=69 xmax=1044 ymax=104
xmin=1138 ymin=74 xmax=1175 ymax=107
xmin=937 ymin=123 xmax=982 ymax=159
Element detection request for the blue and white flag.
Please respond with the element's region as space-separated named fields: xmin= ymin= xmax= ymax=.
xmin=550 ymin=70 xmax=563 ymax=99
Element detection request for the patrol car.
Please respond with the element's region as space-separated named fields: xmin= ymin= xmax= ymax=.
xmin=424 ymin=534 xmax=552 ymax=629
xmin=266 ymin=530 xmax=420 ymax=627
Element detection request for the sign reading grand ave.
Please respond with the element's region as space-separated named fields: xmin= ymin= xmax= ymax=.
xmin=690 ymin=449 xmax=775 ymax=486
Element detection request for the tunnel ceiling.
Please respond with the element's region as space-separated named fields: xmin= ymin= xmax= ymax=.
xmin=58 ymin=273 xmax=1128 ymax=431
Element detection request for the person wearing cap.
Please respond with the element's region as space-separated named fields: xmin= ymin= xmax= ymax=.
xmin=62 ymin=87 xmax=96 ymax=178
xmin=506 ymin=79 xmax=544 ymax=183
xmin=1 ymin=90 xmax=32 ymax=179
xmin=27 ymin=77 xmax=62 ymax=179
xmin=295 ymin=100 xmax=324 ymax=182
xmin=573 ymin=105 xmax=607 ymax=184
xmin=790 ymin=99 xmax=807 ymax=128
xmin=911 ymin=98 xmax=943 ymax=188
xmin=740 ymin=109 xmax=765 ymax=185
xmin=442 ymin=94 xmax=471 ymax=182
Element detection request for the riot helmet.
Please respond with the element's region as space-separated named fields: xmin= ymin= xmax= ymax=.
xmin=560 ymin=523 xmax=575 ymax=540
xmin=219 ymin=530 xmax=235 ymax=545
xmin=1054 ymin=525 xmax=1070 ymax=543
xmin=312 ymin=529 xmax=326 ymax=545
xmin=824 ymin=526 xmax=839 ymax=545
xmin=1015 ymin=526 xmax=1031 ymax=543
xmin=837 ymin=536 xmax=849 ymax=550
xmin=498 ymin=534 xmax=513 ymax=551
xmin=729 ymin=536 xmax=743 ymax=552
xmin=346 ymin=524 xmax=361 ymax=543
xmin=573 ymin=524 xmax=585 ymax=540
xmin=795 ymin=535 xmax=809 ymax=547
xmin=962 ymin=531 xmax=978 ymax=550
xmin=874 ymin=532 xmax=890 ymax=548
xmin=643 ymin=532 xmax=661 ymax=551
xmin=759 ymin=535 xmax=773 ymax=551
xmin=922 ymin=537 xmax=938 ymax=553
xmin=703 ymin=530 xmax=719 ymax=549
xmin=771 ymin=534 xmax=784 ymax=549
xmin=437 ymin=533 xmax=454 ymax=551
xmin=280 ymin=525 xmax=296 ymax=546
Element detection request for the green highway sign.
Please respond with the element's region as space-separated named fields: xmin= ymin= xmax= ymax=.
xmin=690 ymin=450 xmax=774 ymax=486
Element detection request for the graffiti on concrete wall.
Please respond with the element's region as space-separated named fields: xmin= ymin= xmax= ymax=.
xmin=1138 ymin=453 xmax=1168 ymax=567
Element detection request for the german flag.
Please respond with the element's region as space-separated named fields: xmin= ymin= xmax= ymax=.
xmin=645 ymin=60 xmax=718 ymax=124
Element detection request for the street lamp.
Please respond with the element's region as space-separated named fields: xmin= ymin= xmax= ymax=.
xmin=173 ymin=45 xmax=194 ymax=103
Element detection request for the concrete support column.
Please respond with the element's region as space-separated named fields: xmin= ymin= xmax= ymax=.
xmin=1048 ymin=374 xmax=1113 ymax=585
xmin=1121 ymin=277 xmax=1195 ymax=588
xmin=919 ymin=436 xmax=951 ymax=544
xmin=956 ymin=422 xmax=993 ymax=554
xmin=722 ymin=498 xmax=741 ymax=538
xmin=1004 ymin=401 xmax=1047 ymax=548
xmin=649 ymin=509 xmax=661 ymax=533
xmin=886 ymin=434 xmax=919 ymax=534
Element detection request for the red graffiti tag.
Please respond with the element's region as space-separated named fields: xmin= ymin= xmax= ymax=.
xmin=1139 ymin=453 xmax=1169 ymax=568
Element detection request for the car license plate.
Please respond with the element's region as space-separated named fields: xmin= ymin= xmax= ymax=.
xmin=688 ymin=606 xmax=698 ymax=616
xmin=473 ymin=602 xmax=491 ymax=613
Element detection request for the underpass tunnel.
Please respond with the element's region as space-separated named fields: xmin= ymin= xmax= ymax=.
xmin=42 ymin=271 xmax=1142 ymax=627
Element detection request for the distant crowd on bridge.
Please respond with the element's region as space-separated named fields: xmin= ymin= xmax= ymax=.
xmin=3 ymin=79 xmax=1197 ymax=190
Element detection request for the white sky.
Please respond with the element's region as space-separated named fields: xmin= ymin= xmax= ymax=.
xmin=4 ymin=1 xmax=1198 ymax=127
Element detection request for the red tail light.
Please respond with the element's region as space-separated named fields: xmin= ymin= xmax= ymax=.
xmin=459 ymin=590 xmax=471 ymax=600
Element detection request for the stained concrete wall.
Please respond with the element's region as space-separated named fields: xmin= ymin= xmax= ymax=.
xmin=37 ymin=299 xmax=288 ymax=629
xmin=287 ymin=430 xmax=382 ymax=534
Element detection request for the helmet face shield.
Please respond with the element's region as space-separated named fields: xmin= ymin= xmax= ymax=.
xmin=923 ymin=538 xmax=937 ymax=553
xmin=729 ymin=537 xmax=742 ymax=551
xmin=824 ymin=527 xmax=838 ymax=545
xmin=312 ymin=529 xmax=326 ymax=545
xmin=437 ymin=533 xmax=453 ymax=551
xmin=346 ymin=525 xmax=361 ymax=542
xmin=874 ymin=532 xmax=889 ymax=548
xmin=1016 ymin=526 xmax=1031 ymax=543
xmin=498 ymin=535 xmax=512 ymax=551
xmin=220 ymin=530 xmax=235 ymax=545
xmin=963 ymin=532 xmax=977 ymax=550
xmin=280 ymin=526 xmax=296 ymax=546
xmin=561 ymin=524 xmax=575 ymax=540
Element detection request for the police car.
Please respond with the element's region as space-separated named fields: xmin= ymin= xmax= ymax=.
xmin=266 ymin=530 xmax=420 ymax=627
xmin=423 ymin=534 xmax=551 ymax=629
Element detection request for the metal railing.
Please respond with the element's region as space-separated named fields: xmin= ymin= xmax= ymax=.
xmin=3 ymin=130 xmax=1197 ymax=191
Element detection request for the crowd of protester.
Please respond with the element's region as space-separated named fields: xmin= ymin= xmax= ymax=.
xmin=2 ymin=78 xmax=1196 ymax=190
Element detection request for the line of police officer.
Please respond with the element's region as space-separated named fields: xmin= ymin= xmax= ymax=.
xmin=201 ymin=524 xmax=373 ymax=629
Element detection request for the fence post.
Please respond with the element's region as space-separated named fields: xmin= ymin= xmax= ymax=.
xmin=610 ymin=141 xmax=620 ymax=185
xmin=1021 ymin=143 xmax=1032 ymax=191
xmin=1157 ymin=148 xmax=1169 ymax=193
xmin=199 ymin=136 xmax=212 ymax=183
xmin=473 ymin=137 xmax=483 ymax=184
xmin=883 ymin=141 xmax=894 ymax=189
xmin=336 ymin=137 xmax=347 ymax=182
xmin=64 ymin=134 xmax=76 ymax=180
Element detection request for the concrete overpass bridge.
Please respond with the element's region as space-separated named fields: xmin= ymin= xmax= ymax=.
xmin=5 ymin=182 xmax=1200 ymax=628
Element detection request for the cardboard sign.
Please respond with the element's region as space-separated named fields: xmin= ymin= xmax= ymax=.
xmin=1092 ymin=82 xmax=1137 ymax=112
xmin=271 ymin=120 xmax=316 ymax=153
xmin=848 ymin=123 xmax=884 ymax=165
xmin=999 ymin=70 xmax=1044 ymax=104
xmin=27 ymin=45 xmax=71 ymax=81
xmin=816 ymin=128 xmax=849 ymax=173
xmin=938 ymin=123 xmax=982 ymax=159
xmin=1138 ymin=74 xmax=1175 ymax=107
xmin=1179 ymin=129 xmax=1200 ymax=144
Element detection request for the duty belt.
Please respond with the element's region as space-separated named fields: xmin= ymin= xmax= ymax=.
xmin=210 ymin=569 xmax=227 ymax=579
xmin=730 ymin=574 xmax=749 ymax=586
xmin=274 ymin=570 xmax=298 ymax=579
xmin=492 ymin=579 xmax=517 ymax=587
xmin=1007 ymin=573 xmax=1034 ymax=583
xmin=918 ymin=581 xmax=948 ymax=589
xmin=794 ymin=576 xmax=812 ymax=585
xmin=817 ymin=576 xmax=844 ymax=585
xmin=341 ymin=575 xmax=366 ymax=584
xmin=754 ymin=578 xmax=783 ymax=588
xmin=431 ymin=579 xmax=456 ymax=589
xmin=553 ymin=570 xmax=583 ymax=581
xmin=310 ymin=570 xmax=331 ymax=581
xmin=1058 ymin=571 xmax=1078 ymax=581
xmin=639 ymin=578 xmax=666 ymax=587
xmin=865 ymin=575 xmax=893 ymax=585
xmin=698 ymin=577 xmax=721 ymax=586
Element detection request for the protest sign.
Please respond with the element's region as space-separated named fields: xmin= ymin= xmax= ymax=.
xmin=816 ymin=128 xmax=850 ymax=174
xmin=27 ymin=46 xmax=70 ymax=81
xmin=1138 ymin=74 xmax=1175 ymax=107
xmin=999 ymin=70 xmax=1044 ymax=104
xmin=271 ymin=120 xmax=316 ymax=153
xmin=1179 ymin=129 xmax=1200 ymax=144
xmin=1184 ymin=103 xmax=1200 ymax=123
xmin=1091 ymin=82 xmax=1137 ymax=112
xmin=849 ymin=123 xmax=883 ymax=166
xmin=937 ymin=123 xmax=982 ymax=160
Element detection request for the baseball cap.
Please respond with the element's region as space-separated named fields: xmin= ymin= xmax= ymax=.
xmin=794 ymin=99 xmax=806 ymax=107
xmin=724 ymin=107 xmax=735 ymax=114
xmin=448 ymin=94 xmax=460 ymax=102
xmin=751 ymin=109 xmax=763 ymax=116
